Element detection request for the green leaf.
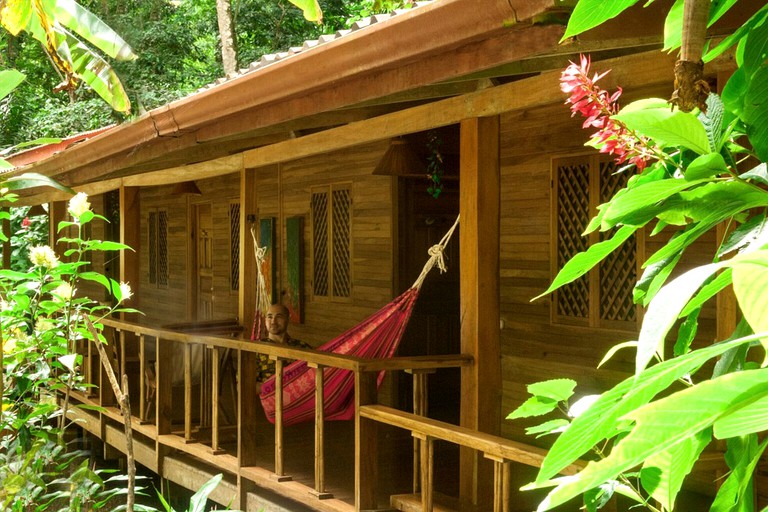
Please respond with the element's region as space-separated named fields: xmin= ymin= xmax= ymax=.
xmin=719 ymin=213 xmax=768 ymax=257
xmin=662 ymin=0 xmax=684 ymax=52
xmin=3 ymin=173 xmax=74 ymax=194
xmin=44 ymin=0 xmax=136 ymax=60
xmin=699 ymin=93 xmax=726 ymax=152
xmin=711 ymin=436 xmax=766 ymax=512
xmin=528 ymin=379 xmax=577 ymax=402
xmin=744 ymin=66 xmax=768 ymax=162
xmin=78 ymin=271 xmax=111 ymax=291
xmin=561 ymin=0 xmax=640 ymax=40
xmin=600 ymin=179 xmax=708 ymax=231
xmin=58 ymin=354 xmax=77 ymax=373
xmin=287 ymin=0 xmax=323 ymax=22
xmin=680 ymin=268 xmax=732 ymax=316
xmin=640 ymin=428 xmax=711 ymax=511
xmin=0 ymin=68 xmax=26 ymax=102
xmin=705 ymin=5 xmax=768 ymax=63
xmin=526 ymin=419 xmax=570 ymax=438
xmin=535 ymin=334 xmax=760 ymax=483
xmin=507 ymin=395 xmax=559 ymax=419
xmin=188 ymin=473 xmax=222 ymax=512
xmin=685 ymin=153 xmax=727 ymax=180
xmin=634 ymin=250 xmax=682 ymax=307
xmin=85 ymin=240 xmax=130 ymax=252
xmin=533 ymin=225 xmax=636 ymax=299
xmin=598 ymin=341 xmax=638 ymax=368
xmin=537 ymin=369 xmax=768 ymax=511
xmin=714 ymin=394 xmax=768 ymax=439
xmin=741 ymin=163 xmax=768 ymax=186
xmin=636 ymin=263 xmax=721 ymax=374
xmin=614 ymin=106 xmax=711 ymax=155
xmin=731 ymin=255 xmax=768 ymax=340
xmin=673 ymin=307 xmax=700 ymax=357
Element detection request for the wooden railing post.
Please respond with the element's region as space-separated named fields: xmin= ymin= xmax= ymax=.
xmin=211 ymin=346 xmax=223 ymax=454
xmin=407 ymin=368 xmax=434 ymax=493
xmin=184 ymin=344 xmax=194 ymax=442
xmin=136 ymin=333 xmax=150 ymax=423
xmin=308 ymin=363 xmax=332 ymax=499
xmin=238 ymin=349 xmax=259 ymax=468
xmin=156 ymin=336 xmax=173 ymax=435
xmin=413 ymin=433 xmax=434 ymax=512
xmin=272 ymin=357 xmax=291 ymax=481
xmin=355 ymin=370 xmax=378 ymax=511
xmin=485 ymin=454 xmax=510 ymax=512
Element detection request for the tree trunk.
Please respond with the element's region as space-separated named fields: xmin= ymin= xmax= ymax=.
xmin=216 ymin=0 xmax=237 ymax=76
xmin=671 ymin=0 xmax=710 ymax=112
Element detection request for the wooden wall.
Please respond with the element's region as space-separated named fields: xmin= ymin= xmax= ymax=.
xmin=250 ymin=140 xmax=394 ymax=346
xmin=137 ymin=176 xmax=240 ymax=326
xmin=497 ymin=81 xmax=719 ymax=444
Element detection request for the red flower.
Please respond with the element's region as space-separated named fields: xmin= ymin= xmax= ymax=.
xmin=21 ymin=217 xmax=31 ymax=229
xmin=561 ymin=55 xmax=656 ymax=171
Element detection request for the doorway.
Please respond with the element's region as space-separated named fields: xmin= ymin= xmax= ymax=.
xmin=192 ymin=202 xmax=214 ymax=320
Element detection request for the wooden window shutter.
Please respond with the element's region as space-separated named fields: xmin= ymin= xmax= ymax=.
xmin=230 ymin=202 xmax=240 ymax=291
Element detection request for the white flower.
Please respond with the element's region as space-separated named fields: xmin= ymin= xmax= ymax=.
xmin=68 ymin=192 xmax=91 ymax=219
xmin=119 ymin=282 xmax=133 ymax=302
xmin=54 ymin=282 xmax=74 ymax=301
xmin=29 ymin=246 xmax=59 ymax=268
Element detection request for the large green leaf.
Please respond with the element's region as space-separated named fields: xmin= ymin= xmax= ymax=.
xmin=535 ymin=334 xmax=760 ymax=483
xmin=561 ymin=0 xmax=640 ymax=40
xmin=705 ymin=4 xmax=768 ymax=63
xmin=0 ymin=68 xmax=25 ymax=101
xmin=287 ymin=0 xmax=323 ymax=22
xmin=533 ymin=225 xmax=636 ymax=299
xmin=636 ymin=263 xmax=721 ymax=374
xmin=665 ymin=0 xmax=741 ymax=54
xmin=0 ymin=0 xmax=32 ymax=35
xmin=44 ymin=0 xmax=136 ymax=60
xmin=55 ymin=27 xmax=132 ymax=112
xmin=680 ymin=268 xmax=732 ymax=316
xmin=743 ymin=66 xmax=768 ymax=162
xmin=537 ymin=369 xmax=768 ymax=511
xmin=614 ymin=106 xmax=711 ymax=155
xmin=710 ymin=436 xmax=765 ymax=512
xmin=633 ymin=251 xmax=682 ymax=307
xmin=685 ymin=153 xmax=727 ymax=180
xmin=640 ymin=428 xmax=711 ymax=511
xmin=714 ymin=394 xmax=768 ymax=439
xmin=188 ymin=473 xmax=222 ymax=512
xmin=599 ymin=178 xmax=708 ymax=231
xmin=3 ymin=172 xmax=74 ymax=194
xmin=528 ymin=379 xmax=577 ymax=402
xmin=731 ymin=254 xmax=768 ymax=338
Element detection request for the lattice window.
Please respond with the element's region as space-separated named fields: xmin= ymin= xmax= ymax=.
xmin=311 ymin=184 xmax=352 ymax=300
xmin=230 ymin=202 xmax=240 ymax=291
xmin=148 ymin=209 xmax=168 ymax=287
xmin=552 ymin=155 xmax=637 ymax=328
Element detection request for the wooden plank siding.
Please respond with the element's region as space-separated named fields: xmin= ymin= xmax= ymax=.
xmin=496 ymin=80 xmax=720 ymax=447
xmin=253 ymin=141 xmax=395 ymax=346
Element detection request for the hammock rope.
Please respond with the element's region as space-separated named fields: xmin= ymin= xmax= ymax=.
xmin=258 ymin=214 xmax=460 ymax=425
xmin=250 ymin=223 xmax=272 ymax=341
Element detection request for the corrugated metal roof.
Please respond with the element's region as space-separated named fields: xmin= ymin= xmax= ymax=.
xmin=197 ymin=1 xmax=434 ymax=92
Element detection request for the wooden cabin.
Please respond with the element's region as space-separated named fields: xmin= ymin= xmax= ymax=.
xmin=6 ymin=0 xmax=761 ymax=510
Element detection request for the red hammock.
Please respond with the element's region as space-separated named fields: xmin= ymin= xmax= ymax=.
xmin=254 ymin=215 xmax=459 ymax=426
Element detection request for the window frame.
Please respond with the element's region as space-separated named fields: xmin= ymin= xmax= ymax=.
xmin=310 ymin=183 xmax=352 ymax=303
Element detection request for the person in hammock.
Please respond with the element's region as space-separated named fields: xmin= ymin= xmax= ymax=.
xmin=254 ymin=304 xmax=311 ymax=390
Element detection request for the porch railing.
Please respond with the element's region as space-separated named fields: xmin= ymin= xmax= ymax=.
xmin=68 ymin=318 xmax=574 ymax=511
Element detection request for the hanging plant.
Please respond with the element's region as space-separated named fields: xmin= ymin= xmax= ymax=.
xmin=426 ymin=130 xmax=445 ymax=198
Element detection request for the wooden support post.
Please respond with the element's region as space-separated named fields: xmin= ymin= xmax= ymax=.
xmin=272 ymin=357 xmax=292 ymax=481
xmin=414 ymin=433 xmax=434 ymax=512
xmin=184 ymin=344 xmax=194 ymax=442
xmin=211 ymin=346 xmax=223 ymax=454
xmin=139 ymin=334 xmax=148 ymax=423
xmin=355 ymin=371 xmax=378 ymax=511
xmin=459 ymin=116 xmax=501 ymax=511
xmin=238 ymin=349 xmax=259 ymax=468
xmin=309 ymin=363 xmax=332 ymax=499
xmin=118 ymin=329 xmax=126 ymax=384
xmin=156 ymin=337 xmax=173 ymax=435
xmin=119 ymin=187 xmax=140 ymax=325
xmin=239 ymin=167 xmax=258 ymax=328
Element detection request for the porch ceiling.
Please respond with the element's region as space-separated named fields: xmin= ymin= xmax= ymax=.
xmin=9 ymin=0 xmax=746 ymax=202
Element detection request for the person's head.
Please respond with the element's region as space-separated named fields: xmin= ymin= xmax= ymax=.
xmin=265 ymin=303 xmax=290 ymax=342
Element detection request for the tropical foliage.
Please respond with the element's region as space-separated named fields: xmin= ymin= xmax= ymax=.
xmin=0 ymin=191 xmax=145 ymax=510
xmin=511 ymin=1 xmax=768 ymax=511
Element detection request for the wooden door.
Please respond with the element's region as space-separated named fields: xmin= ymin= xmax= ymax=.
xmin=194 ymin=202 xmax=214 ymax=320
xmin=397 ymin=178 xmax=460 ymax=422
